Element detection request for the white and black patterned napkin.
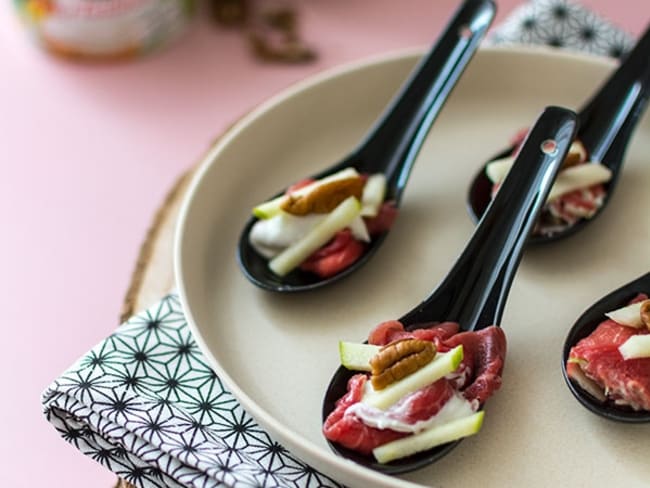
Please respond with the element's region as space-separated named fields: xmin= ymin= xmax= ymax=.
xmin=42 ymin=2 xmax=634 ymax=487
xmin=43 ymin=294 xmax=341 ymax=487
xmin=487 ymin=0 xmax=633 ymax=56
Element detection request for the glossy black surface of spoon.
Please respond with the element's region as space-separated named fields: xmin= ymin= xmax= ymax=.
xmin=468 ymin=23 xmax=650 ymax=244
xmin=322 ymin=106 xmax=578 ymax=474
xmin=237 ymin=0 xmax=496 ymax=293
xmin=562 ymin=272 xmax=650 ymax=423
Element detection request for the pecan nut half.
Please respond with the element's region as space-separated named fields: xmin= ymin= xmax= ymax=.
xmin=640 ymin=299 xmax=650 ymax=330
xmin=369 ymin=338 xmax=436 ymax=390
xmin=281 ymin=176 xmax=364 ymax=215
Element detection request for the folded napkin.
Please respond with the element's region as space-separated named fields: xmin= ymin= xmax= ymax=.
xmin=42 ymin=2 xmax=634 ymax=487
xmin=44 ymin=294 xmax=339 ymax=487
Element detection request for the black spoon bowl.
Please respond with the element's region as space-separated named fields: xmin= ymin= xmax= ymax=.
xmin=562 ymin=272 xmax=650 ymax=423
xmin=237 ymin=0 xmax=496 ymax=293
xmin=322 ymin=106 xmax=578 ymax=474
xmin=468 ymin=23 xmax=650 ymax=244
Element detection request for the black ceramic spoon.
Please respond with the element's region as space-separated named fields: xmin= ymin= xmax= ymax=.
xmin=322 ymin=106 xmax=578 ymax=474
xmin=237 ymin=0 xmax=496 ymax=293
xmin=468 ymin=23 xmax=650 ymax=244
xmin=562 ymin=272 xmax=650 ymax=423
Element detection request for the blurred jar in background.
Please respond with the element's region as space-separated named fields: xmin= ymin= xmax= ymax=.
xmin=14 ymin=0 xmax=194 ymax=60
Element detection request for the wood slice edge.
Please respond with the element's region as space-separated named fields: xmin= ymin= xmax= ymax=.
xmin=119 ymin=167 xmax=195 ymax=323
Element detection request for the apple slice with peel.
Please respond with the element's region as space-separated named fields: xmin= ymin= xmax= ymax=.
xmin=372 ymin=411 xmax=484 ymax=464
xmin=349 ymin=216 xmax=370 ymax=242
xmin=605 ymin=300 xmax=648 ymax=328
xmin=486 ymin=158 xmax=612 ymax=201
xmin=485 ymin=156 xmax=514 ymax=184
xmin=361 ymin=173 xmax=387 ymax=217
xmin=547 ymin=164 xmax=612 ymax=201
xmin=339 ymin=342 xmax=380 ymax=371
xmin=619 ymin=334 xmax=650 ymax=359
xmin=566 ymin=359 xmax=607 ymax=402
xmin=252 ymin=167 xmax=360 ymax=219
xmin=485 ymin=141 xmax=586 ymax=181
xmin=269 ymin=196 xmax=361 ymax=276
xmin=362 ymin=346 xmax=463 ymax=410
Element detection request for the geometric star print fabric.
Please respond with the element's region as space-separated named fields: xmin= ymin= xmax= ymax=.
xmin=487 ymin=0 xmax=633 ymax=58
xmin=42 ymin=3 xmax=632 ymax=487
xmin=43 ymin=295 xmax=341 ymax=488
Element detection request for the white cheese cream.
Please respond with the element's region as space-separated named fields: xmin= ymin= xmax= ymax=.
xmin=249 ymin=211 xmax=370 ymax=258
xmin=345 ymin=389 xmax=476 ymax=434
xmin=249 ymin=213 xmax=325 ymax=258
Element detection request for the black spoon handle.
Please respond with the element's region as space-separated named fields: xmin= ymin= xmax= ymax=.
xmin=578 ymin=23 xmax=650 ymax=166
xmin=402 ymin=106 xmax=578 ymax=329
xmin=353 ymin=0 xmax=496 ymax=198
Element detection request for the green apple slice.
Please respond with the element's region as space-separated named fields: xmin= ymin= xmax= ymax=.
xmin=547 ymin=163 xmax=612 ymax=201
xmin=485 ymin=141 xmax=587 ymax=184
xmin=269 ymin=196 xmax=361 ymax=276
xmin=361 ymin=345 xmax=463 ymax=410
xmin=485 ymin=156 xmax=514 ymax=184
xmin=485 ymin=158 xmax=612 ymax=202
xmin=372 ymin=411 xmax=484 ymax=464
xmin=361 ymin=173 xmax=387 ymax=217
xmin=252 ymin=167 xmax=360 ymax=219
xmin=349 ymin=215 xmax=370 ymax=242
xmin=252 ymin=197 xmax=288 ymax=220
xmin=619 ymin=334 xmax=650 ymax=359
xmin=605 ymin=300 xmax=648 ymax=328
xmin=339 ymin=342 xmax=380 ymax=371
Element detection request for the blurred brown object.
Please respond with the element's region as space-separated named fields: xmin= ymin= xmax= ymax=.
xmin=248 ymin=4 xmax=316 ymax=63
xmin=211 ymin=0 xmax=248 ymax=26
xmin=210 ymin=0 xmax=316 ymax=63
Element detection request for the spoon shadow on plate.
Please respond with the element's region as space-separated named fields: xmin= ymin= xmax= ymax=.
xmin=237 ymin=0 xmax=496 ymax=293
xmin=322 ymin=106 xmax=578 ymax=474
xmin=467 ymin=22 xmax=650 ymax=244
xmin=562 ymin=271 xmax=650 ymax=422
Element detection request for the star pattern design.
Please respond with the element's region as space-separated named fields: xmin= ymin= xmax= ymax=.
xmin=43 ymin=294 xmax=341 ymax=487
xmin=488 ymin=0 xmax=634 ymax=58
xmin=41 ymin=6 xmax=636 ymax=485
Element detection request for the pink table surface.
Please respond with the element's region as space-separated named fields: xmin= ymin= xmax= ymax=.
xmin=0 ymin=1 xmax=647 ymax=487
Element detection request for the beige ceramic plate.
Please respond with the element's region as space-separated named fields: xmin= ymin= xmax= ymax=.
xmin=175 ymin=47 xmax=650 ymax=488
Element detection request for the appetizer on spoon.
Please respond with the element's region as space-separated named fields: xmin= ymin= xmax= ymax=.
xmin=322 ymin=106 xmax=578 ymax=473
xmin=468 ymin=23 xmax=650 ymax=243
xmin=237 ymin=0 xmax=496 ymax=292
xmin=562 ymin=272 xmax=650 ymax=423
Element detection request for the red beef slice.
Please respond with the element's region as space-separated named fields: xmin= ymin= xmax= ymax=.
xmin=569 ymin=300 xmax=650 ymax=411
xmin=443 ymin=326 xmax=507 ymax=405
xmin=322 ymin=375 xmax=454 ymax=455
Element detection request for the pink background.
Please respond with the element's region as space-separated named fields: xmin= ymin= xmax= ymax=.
xmin=0 ymin=1 xmax=647 ymax=487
